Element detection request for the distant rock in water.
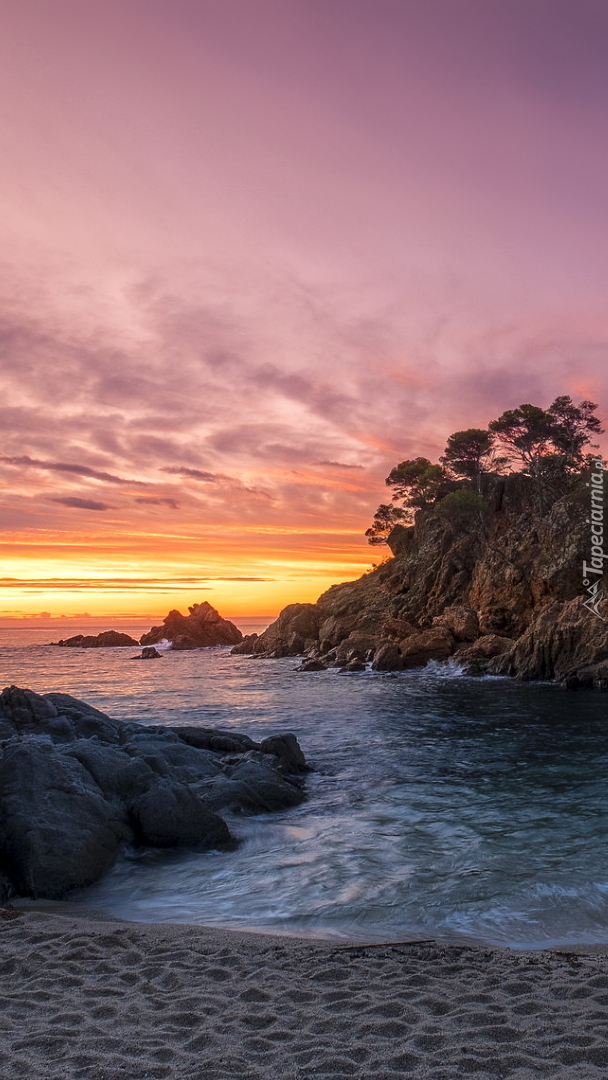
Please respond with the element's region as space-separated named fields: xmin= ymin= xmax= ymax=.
xmin=53 ymin=630 xmax=139 ymax=648
xmin=140 ymin=601 xmax=242 ymax=650
xmin=133 ymin=646 xmax=162 ymax=660
xmin=0 ymin=684 xmax=308 ymax=899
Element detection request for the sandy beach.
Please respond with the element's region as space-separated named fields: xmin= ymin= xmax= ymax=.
xmin=1 ymin=909 xmax=607 ymax=1079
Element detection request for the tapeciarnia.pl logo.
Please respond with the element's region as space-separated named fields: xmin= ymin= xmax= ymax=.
xmin=582 ymin=459 xmax=606 ymax=620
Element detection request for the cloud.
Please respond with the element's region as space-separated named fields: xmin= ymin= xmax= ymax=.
xmin=0 ymin=455 xmax=146 ymax=486
xmin=315 ymin=460 xmax=365 ymax=469
xmin=161 ymin=466 xmax=221 ymax=482
xmin=134 ymin=496 xmax=180 ymax=509
xmin=50 ymin=497 xmax=111 ymax=511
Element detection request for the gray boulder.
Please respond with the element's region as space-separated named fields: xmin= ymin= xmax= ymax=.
xmin=130 ymin=778 xmax=232 ymax=848
xmin=197 ymin=757 xmax=305 ymax=815
xmin=62 ymin=740 xmax=156 ymax=800
xmin=123 ymin=735 xmax=222 ymax=783
xmin=45 ymin=693 xmax=123 ymax=743
xmin=259 ymin=733 xmax=309 ymax=773
xmin=0 ymin=738 xmax=132 ymax=898
xmin=0 ymin=685 xmax=309 ymax=899
xmin=172 ymin=726 xmax=258 ymax=754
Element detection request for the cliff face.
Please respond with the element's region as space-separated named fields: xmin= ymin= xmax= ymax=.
xmin=234 ymin=473 xmax=608 ymax=689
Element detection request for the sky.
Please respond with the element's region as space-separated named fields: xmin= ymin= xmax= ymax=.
xmin=1 ymin=0 xmax=608 ymax=620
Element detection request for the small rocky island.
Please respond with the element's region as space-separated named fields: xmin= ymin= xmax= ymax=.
xmin=0 ymin=685 xmax=307 ymax=900
xmin=140 ymin=601 xmax=242 ymax=650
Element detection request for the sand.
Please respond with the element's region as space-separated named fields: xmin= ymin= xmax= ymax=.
xmin=1 ymin=909 xmax=608 ymax=1079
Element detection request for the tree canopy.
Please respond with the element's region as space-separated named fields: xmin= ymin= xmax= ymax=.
xmin=440 ymin=428 xmax=497 ymax=480
xmin=366 ymin=395 xmax=604 ymax=544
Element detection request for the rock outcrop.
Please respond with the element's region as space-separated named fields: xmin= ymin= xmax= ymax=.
xmin=488 ymin=598 xmax=608 ymax=688
xmin=140 ymin=602 xmax=242 ymax=650
xmin=0 ymin=685 xmax=308 ymax=899
xmin=232 ymin=471 xmax=607 ymax=689
xmin=53 ymin=631 xmax=139 ymax=648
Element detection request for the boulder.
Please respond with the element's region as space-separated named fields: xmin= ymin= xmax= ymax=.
xmin=399 ymin=628 xmax=454 ymax=668
xmin=560 ymin=663 xmax=608 ymax=691
xmin=0 ymin=738 xmax=132 ymax=898
xmin=62 ymin=739 xmax=157 ymax=800
xmin=0 ymin=686 xmax=122 ymax=744
xmin=338 ymin=660 xmax=366 ymax=674
xmin=0 ymin=686 xmax=310 ymax=899
xmin=231 ymin=633 xmax=259 ymax=655
xmin=123 ymin=735 xmax=222 ymax=783
xmin=371 ymin=642 xmax=404 ymax=671
xmin=204 ymin=753 xmax=306 ymax=814
xmin=140 ymin=602 xmax=242 ymax=650
xmin=432 ymin=606 xmax=479 ymax=642
xmin=45 ymin=693 xmax=123 ymax=744
xmin=296 ymin=658 xmax=327 ymax=672
xmin=456 ymin=634 xmax=514 ymax=661
xmin=318 ymin=615 xmax=352 ymax=650
xmin=133 ymin=646 xmax=162 ymax=659
xmin=172 ymin=726 xmax=258 ymax=754
xmin=259 ymin=733 xmax=309 ymax=773
xmin=129 ymin=778 xmax=232 ymax=848
xmin=0 ymin=685 xmax=59 ymax=736
xmin=236 ymin=604 xmax=320 ymax=657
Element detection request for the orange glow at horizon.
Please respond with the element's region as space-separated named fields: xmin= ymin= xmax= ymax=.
xmin=0 ymin=522 xmax=377 ymax=620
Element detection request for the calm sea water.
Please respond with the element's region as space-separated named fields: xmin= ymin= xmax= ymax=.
xmin=2 ymin=621 xmax=608 ymax=949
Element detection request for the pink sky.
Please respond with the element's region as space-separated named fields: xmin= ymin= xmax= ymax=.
xmin=1 ymin=0 xmax=607 ymax=617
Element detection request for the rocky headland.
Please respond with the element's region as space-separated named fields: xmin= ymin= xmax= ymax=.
xmin=233 ymin=472 xmax=608 ymax=690
xmin=0 ymin=685 xmax=307 ymax=900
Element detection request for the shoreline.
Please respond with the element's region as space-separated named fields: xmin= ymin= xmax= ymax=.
xmin=13 ymin=897 xmax=608 ymax=956
xmin=3 ymin=908 xmax=608 ymax=1078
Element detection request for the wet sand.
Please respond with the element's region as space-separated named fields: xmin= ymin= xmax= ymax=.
xmin=2 ymin=908 xmax=608 ymax=1079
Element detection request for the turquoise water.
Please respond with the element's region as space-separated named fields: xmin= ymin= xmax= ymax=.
xmin=2 ymin=624 xmax=608 ymax=948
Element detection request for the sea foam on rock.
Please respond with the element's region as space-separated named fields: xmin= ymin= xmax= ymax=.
xmin=0 ymin=685 xmax=308 ymax=899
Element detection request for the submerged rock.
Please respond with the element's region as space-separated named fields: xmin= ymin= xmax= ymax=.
xmin=0 ymin=686 xmax=308 ymax=900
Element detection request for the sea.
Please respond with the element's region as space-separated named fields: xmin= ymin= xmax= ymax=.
xmin=2 ymin=618 xmax=608 ymax=950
